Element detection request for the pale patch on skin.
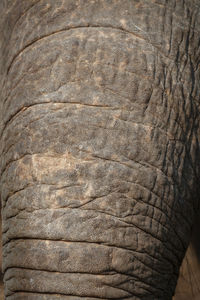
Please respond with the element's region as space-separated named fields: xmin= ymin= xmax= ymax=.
xmin=94 ymin=76 xmax=104 ymax=86
xmin=40 ymin=3 xmax=52 ymax=14
xmin=77 ymin=31 xmax=87 ymax=41
xmin=118 ymin=61 xmax=127 ymax=71
xmin=98 ymin=31 xmax=107 ymax=38
xmin=84 ymin=182 xmax=95 ymax=198
xmin=120 ymin=19 xmax=127 ymax=27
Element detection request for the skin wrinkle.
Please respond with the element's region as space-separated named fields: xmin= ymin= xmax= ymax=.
xmin=4 ymin=266 xmax=138 ymax=278
xmin=0 ymin=102 xmax=113 ymax=138
xmin=6 ymin=290 xmax=113 ymax=299
xmin=2 ymin=85 xmax=195 ymax=150
xmin=6 ymin=25 xmax=156 ymax=76
xmin=3 ymin=60 xmax=152 ymax=109
xmin=1 ymin=90 xmax=184 ymax=141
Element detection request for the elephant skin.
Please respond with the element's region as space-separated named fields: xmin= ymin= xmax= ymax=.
xmin=0 ymin=0 xmax=200 ymax=299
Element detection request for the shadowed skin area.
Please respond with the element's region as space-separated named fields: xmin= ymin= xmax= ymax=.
xmin=0 ymin=0 xmax=200 ymax=299
xmin=173 ymin=211 xmax=200 ymax=300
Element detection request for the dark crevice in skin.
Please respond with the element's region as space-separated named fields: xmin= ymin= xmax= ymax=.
xmin=2 ymin=185 xmax=32 ymax=207
xmin=6 ymin=291 xmax=115 ymax=299
xmin=104 ymin=283 xmax=135 ymax=299
xmin=6 ymin=24 xmax=173 ymax=77
xmin=0 ymin=153 xmax=33 ymax=178
xmin=6 ymin=291 xmax=132 ymax=300
xmin=2 ymin=266 xmax=149 ymax=280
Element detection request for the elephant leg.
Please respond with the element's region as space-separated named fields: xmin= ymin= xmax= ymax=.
xmin=0 ymin=1 xmax=200 ymax=299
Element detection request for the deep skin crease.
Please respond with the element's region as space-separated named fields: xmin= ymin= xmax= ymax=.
xmin=0 ymin=0 xmax=200 ymax=299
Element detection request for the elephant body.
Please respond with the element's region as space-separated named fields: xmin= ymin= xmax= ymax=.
xmin=0 ymin=0 xmax=200 ymax=299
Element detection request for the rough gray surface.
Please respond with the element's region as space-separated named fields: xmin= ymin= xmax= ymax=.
xmin=0 ymin=0 xmax=200 ymax=299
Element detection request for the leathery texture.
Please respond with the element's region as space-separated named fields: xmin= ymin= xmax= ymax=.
xmin=0 ymin=0 xmax=200 ymax=299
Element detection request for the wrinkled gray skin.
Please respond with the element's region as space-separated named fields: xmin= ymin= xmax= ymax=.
xmin=0 ymin=0 xmax=200 ymax=299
